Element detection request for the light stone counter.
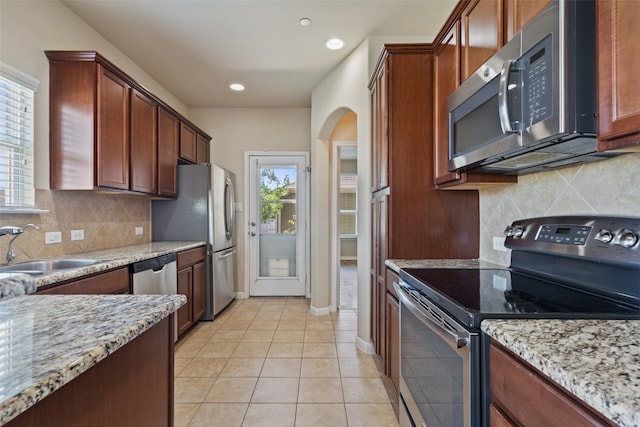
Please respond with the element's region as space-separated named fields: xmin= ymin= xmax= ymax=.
xmin=0 ymin=293 xmax=186 ymax=425
xmin=0 ymin=241 xmax=205 ymax=300
xmin=482 ymin=319 xmax=640 ymax=427
xmin=386 ymin=258 xmax=504 ymax=273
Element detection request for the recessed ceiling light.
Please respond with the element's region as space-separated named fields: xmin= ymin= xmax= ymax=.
xmin=325 ymin=38 xmax=344 ymax=50
xmin=299 ymin=17 xmax=312 ymax=26
xmin=229 ymin=83 xmax=245 ymax=91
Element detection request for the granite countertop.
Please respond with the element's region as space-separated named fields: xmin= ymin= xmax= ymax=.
xmin=386 ymin=258 xmax=505 ymax=273
xmin=482 ymin=319 xmax=640 ymax=427
xmin=0 ymin=293 xmax=186 ymax=425
xmin=0 ymin=241 xmax=206 ymax=300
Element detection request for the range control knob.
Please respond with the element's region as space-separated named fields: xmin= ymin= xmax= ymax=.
xmin=513 ymin=225 xmax=525 ymax=238
xmin=503 ymin=226 xmax=514 ymax=237
xmin=614 ymin=229 xmax=638 ymax=248
xmin=595 ymin=229 xmax=614 ymax=244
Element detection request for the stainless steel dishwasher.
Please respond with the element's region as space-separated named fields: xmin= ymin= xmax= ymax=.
xmin=131 ymin=253 xmax=178 ymax=339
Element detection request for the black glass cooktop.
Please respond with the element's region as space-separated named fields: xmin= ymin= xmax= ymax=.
xmin=399 ymin=268 xmax=640 ymax=328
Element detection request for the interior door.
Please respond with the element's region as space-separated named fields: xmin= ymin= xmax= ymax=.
xmin=247 ymin=153 xmax=309 ymax=296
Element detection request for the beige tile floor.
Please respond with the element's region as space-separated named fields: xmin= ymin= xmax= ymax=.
xmin=174 ymin=297 xmax=399 ymax=427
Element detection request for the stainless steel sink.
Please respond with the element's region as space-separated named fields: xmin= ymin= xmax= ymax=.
xmin=0 ymin=258 xmax=107 ymax=275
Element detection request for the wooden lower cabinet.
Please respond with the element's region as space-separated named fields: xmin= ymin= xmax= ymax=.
xmin=489 ymin=340 xmax=616 ymax=427
xmin=385 ymin=289 xmax=400 ymax=394
xmin=6 ymin=316 xmax=174 ymax=427
xmin=177 ymin=246 xmax=206 ymax=336
xmin=36 ymin=267 xmax=130 ymax=294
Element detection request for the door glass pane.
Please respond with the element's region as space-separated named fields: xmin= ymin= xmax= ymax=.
xmin=258 ymin=165 xmax=297 ymax=278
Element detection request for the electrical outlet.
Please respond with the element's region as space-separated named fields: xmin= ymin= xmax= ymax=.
xmin=70 ymin=229 xmax=84 ymax=241
xmin=493 ymin=236 xmax=508 ymax=252
xmin=45 ymin=231 xmax=62 ymax=244
xmin=135 ymin=227 xmax=144 ymax=235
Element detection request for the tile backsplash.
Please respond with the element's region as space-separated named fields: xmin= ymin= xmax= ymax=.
xmin=479 ymin=152 xmax=640 ymax=266
xmin=0 ymin=189 xmax=150 ymax=263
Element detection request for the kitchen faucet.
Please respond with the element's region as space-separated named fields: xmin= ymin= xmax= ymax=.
xmin=0 ymin=224 xmax=40 ymax=264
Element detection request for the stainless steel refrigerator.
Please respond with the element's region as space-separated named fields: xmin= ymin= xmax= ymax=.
xmin=152 ymin=163 xmax=237 ymax=320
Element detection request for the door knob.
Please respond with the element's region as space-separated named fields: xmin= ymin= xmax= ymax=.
xmin=251 ymin=221 xmax=256 ymax=227
xmin=250 ymin=232 xmax=256 ymax=236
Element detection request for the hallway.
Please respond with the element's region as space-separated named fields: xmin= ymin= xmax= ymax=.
xmin=174 ymin=298 xmax=398 ymax=426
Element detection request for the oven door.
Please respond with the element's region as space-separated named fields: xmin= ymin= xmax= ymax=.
xmin=395 ymin=281 xmax=480 ymax=427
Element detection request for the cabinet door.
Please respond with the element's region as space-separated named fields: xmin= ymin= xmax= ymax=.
xmin=180 ymin=122 xmax=197 ymax=163
xmin=504 ymin=0 xmax=552 ymax=41
xmin=157 ymin=106 xmax=179 ymax=198
xmin=370 ymin=61 xmax=389 ymax=192
xmin=597 ymin=0 xmax=640 ymax=150
xmin=177 ymin=267 xmax=193 ymax=335
xmin=385 ymin=291 xmax=400 ymax=394
xmin=490 ymin=342 xmax=613 ymax=426
xmin=434 ymin=22 xmax=462 ymax=185
xmin=37 ymin=268 xmax=130 ymax=295
xmin=370 ymin=196 xmax=380 ymax=354
xmin=130 ymin=88 xmax=157 ymax=194
xmin=196 ymin=133 xmax=210 ymax=164
xmin=192 ymin=261 xmax=206 ymax=321
xmin=96 ymin=66 xmax=129 ymax=190
xmin=461 ymin=0 xmax=503 ymax=81
xmin=371 ymin=191 xmax=388 ymax=359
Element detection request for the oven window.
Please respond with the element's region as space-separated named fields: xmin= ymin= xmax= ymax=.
xmin=401 ymin=301 xmax=464 ymax=426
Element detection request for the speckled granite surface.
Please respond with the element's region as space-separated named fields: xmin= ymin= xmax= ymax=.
xmin=0 ymin=241 xmax=205 ymax=300
xmin=386 ymin=258 xmax=505 ymax=273
xmin=0 ymin=293 xmax=186 ymax=425
xmin=482 ymin=319 xmax=640 ymax=427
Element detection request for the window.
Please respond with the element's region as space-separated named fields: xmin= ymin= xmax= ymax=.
xmin=0 ymin=63 xmax=39 ymax=209
xmin=339 ymin=173 xmax=357 ymax=237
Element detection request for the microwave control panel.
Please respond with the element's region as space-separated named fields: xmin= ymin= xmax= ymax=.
xmin=522 ymin=34 xmax=553 ymax=127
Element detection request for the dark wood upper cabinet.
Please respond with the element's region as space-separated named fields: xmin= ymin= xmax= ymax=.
xmin=196 ymin=132 xmax=210 ymax=164
xmin=46 ymin=50 xmax=211 ymax=198
xmin=179 ymin=122 xmax=197 ymax=163
xmin=461 ymin=0 xmax=503 ymax=81
xmin=96 ymin=67 xmax=130 ymax=190
xmin=157 ymin=106 xmax=180 ymax=198
xmin=434 ymin=21 xmax=462 ymax=185
xmin=370 ymin=60 xmax=388 ymax=192
xmin=504 ymin=0 xmax=552 ymax=41
xmin=597 ymin=0 xmax=640 ymax=151
xmin=130 ymin=88 xmax=157 ymax=194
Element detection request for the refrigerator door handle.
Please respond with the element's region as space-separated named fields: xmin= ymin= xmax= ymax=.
xmin=218 ymin=248 xmax=237 ymax=259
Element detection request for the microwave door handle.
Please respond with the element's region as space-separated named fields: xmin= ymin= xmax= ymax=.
xmin=498 ymin=59 xmax=517 ymax=134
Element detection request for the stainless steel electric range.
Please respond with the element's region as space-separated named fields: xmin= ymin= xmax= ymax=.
xmin=395 ymin=216 xmax=640 ymax=427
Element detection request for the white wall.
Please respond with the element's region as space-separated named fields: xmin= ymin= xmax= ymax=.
xmin=311 ymin=39 xmax=373 ymax=347
xmin=0 ymin=0 xmax=189 ymax=190
xmin=188 ymin=107 xmax=311 ymax=293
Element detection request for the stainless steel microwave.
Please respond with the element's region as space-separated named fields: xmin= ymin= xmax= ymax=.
xmin=447 ymin=0 xmax=617 ymax=175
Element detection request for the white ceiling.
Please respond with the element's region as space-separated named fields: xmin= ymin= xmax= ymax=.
xmin=62 ymin=0 xmax=457 ymax=108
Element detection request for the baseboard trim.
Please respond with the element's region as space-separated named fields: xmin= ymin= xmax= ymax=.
xmin=235 ymin=292 xmax=247 ymax=299
xmin=356 ymin=336 xmax=375 ymax=354
xmin=309 ymin=305 xmax=331 ymax=316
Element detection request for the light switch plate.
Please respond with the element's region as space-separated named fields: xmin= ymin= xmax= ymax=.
xmin=70 ymin=229 xmax=84 ymax=241
xmin=135 ymin=227 xmax=143 ymax=235
xmin=45 ymin=231 xmax=62 ymax=244
xmin=493 ymin=236 xmax=508 ymax=252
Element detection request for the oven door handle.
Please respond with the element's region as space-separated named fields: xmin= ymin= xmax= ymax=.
xmin=394 ymin=281 xmax=470 ymax=349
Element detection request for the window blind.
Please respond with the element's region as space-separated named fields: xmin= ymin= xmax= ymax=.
xmin=0 ymin=63 xmax=38 ymax=208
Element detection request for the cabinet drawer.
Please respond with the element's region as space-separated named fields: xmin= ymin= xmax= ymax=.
xmin=490 ymin=342 xmax=613 ymax=427
xmin=177 ymin=246 xmax=206 ymax=268
xmin=385 ymin=268 xmax=399 ymax=300
xmin=37 ymin=267 xmax=130 ymax=295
